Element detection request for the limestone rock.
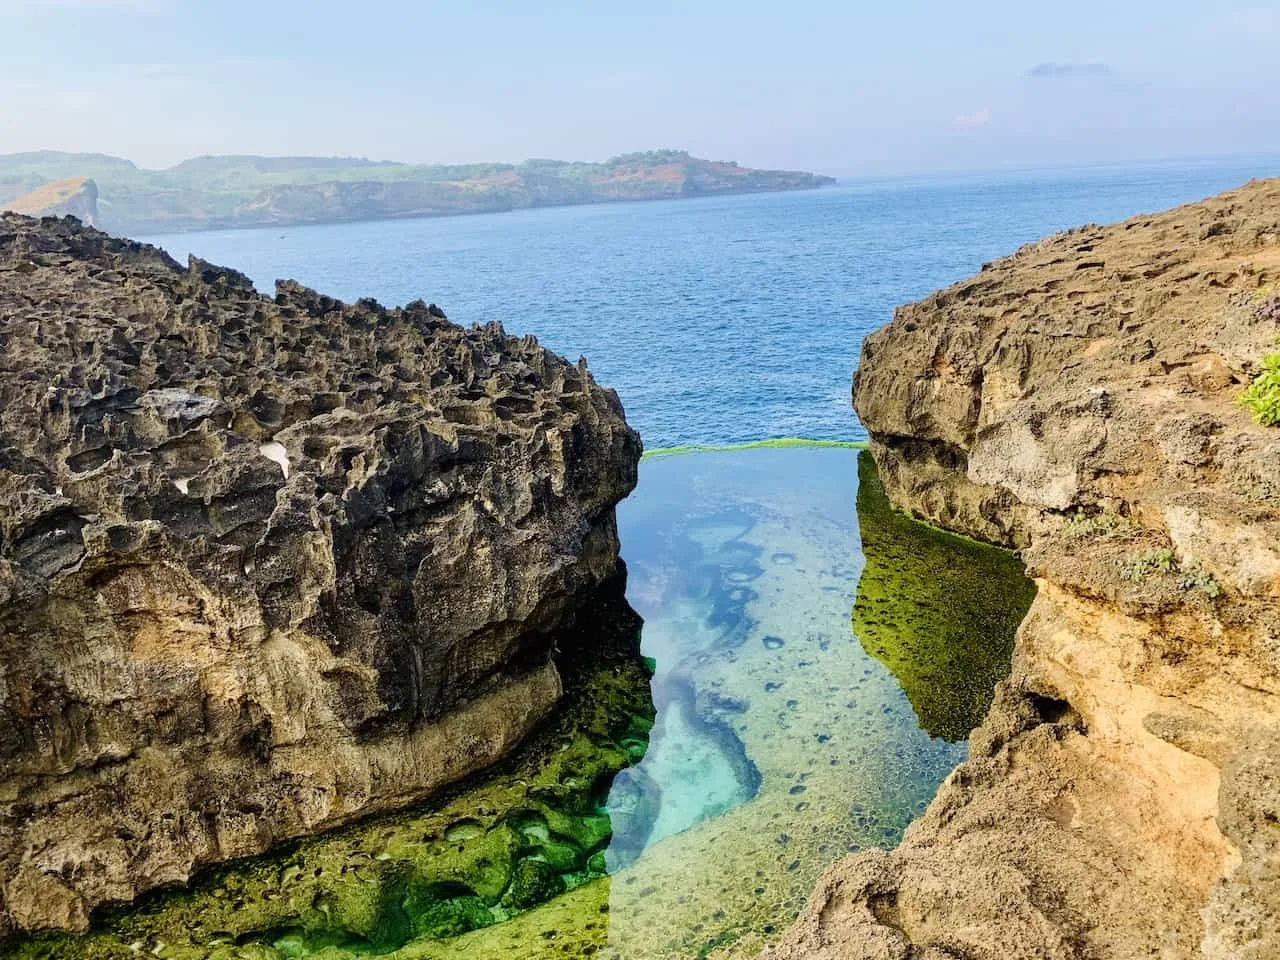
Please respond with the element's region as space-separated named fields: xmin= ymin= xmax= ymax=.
xmin=772 ymin=180 xmax=1280 ymax=958
xmin=0 ymin=213 xmax=640 ymax=935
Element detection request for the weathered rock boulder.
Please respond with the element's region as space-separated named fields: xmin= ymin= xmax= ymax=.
xmin=770 ymin=179 xmax=1280 ymax=958
xmin=0 ymin=213 xmax=640 ymax=935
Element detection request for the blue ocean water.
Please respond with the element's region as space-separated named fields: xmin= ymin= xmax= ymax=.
xmin=143 ymin=156 xmax=1279 ymax=449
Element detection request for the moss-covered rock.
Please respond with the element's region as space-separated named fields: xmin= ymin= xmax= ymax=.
xmin=403 ymin=888 xmax=494 ymax=941
xmin=391 ymin=879 xmax=612 ymax=960
xmin=852 ymin=450 xmax=1037 ymax=742
xmin=2 ymin=642 xmax=655 ymax=960
xmin=503 ymin=861 xmax=567 ymax=910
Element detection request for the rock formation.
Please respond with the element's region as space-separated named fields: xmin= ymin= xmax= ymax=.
xmin=3 ymin=586 xmax=655 ymax=959
xmin=770 ymin=179 xmax=1280 ymax=958
xmin=0 ymin=213 xmax=641 ymax=936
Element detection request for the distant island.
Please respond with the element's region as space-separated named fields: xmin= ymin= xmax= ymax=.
xmin=0 ymin=149 xmax=836 ymax=235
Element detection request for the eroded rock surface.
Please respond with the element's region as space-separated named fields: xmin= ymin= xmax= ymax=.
xmin=770 ymin=179 xmax=1280 ymax=958
xmin=0 ymin=213 xmax=640 ymax=935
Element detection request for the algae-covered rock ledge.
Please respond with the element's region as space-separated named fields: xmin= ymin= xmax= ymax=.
xmin=771 ymin=179 xmax=1280 ymax=958
xmin=0 ymin=213 xmax=641 ymax=936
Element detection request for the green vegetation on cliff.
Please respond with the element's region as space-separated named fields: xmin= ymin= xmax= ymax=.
xmin=851 ymin=451 xmax=1037 ymax=742
xmin=1 ymin=176 xmax=98 ymax=223
xmin=0 ymin=149 xmax=835 ymax=234
xmin=1237 ymin=293 xmax=1280 ymax=427
xmin=1238 ymin=351 xmax=1280 ymax=426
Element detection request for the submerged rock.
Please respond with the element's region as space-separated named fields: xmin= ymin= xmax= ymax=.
xmin=0 ymin=213 xmax=641 ymax=936
xmin=771 ymin=180 xmax=1280 ymax=958
xmin=505 ymin=860 xmax=567 ymax=909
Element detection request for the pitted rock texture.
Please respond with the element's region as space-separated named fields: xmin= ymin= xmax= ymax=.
xmin=0 ymin=213 xmax=640 ymax=935
xmin=770 ymin=180 xmax=1280 ymax=958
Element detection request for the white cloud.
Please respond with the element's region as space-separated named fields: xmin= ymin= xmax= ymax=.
xmin=953 ymin=108 xmax=992 ymax=128
xmin=1027 ymin=63 xmax=1112 ymax=80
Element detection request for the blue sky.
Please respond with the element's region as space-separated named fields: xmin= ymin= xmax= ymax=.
xmin=2 ymin=0 xmax=1278 ymax=176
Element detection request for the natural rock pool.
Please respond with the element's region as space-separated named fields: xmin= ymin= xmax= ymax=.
xmin=8 ymin=447 xmax=1034 ymax=960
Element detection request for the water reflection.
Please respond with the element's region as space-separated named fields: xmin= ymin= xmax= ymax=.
xmin=852 ymin=450 xmax=1037 ymax=742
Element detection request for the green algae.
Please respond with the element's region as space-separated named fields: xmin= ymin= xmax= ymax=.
xmin=504 ymin=861 xmax=566 ymax=909
xmin=5 ymin=615 xmax=656 ymax=960
xmin=851 ymin=450 xmax=1037 ymax=742
xmin=641 ymin=437 xmax=868 ymax=461
xmin=387 ymin=880 xmax=612 ymax=960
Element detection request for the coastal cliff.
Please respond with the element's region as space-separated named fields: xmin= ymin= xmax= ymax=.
xmin=1 ymin=177 xmax=98 ymax=226
xmin=0 ymin=213 xmax=641 ymax=935
xmin=0 ymin=150 xmax=835 ymax=235
xmin=770 ymin=179 xmax=1280 ymax=958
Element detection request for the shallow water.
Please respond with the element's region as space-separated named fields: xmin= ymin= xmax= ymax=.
xmin=591 ymin=446 xmax=1033 ymax=959
xmin=7 ymin=448 xmax=1034 ymax=960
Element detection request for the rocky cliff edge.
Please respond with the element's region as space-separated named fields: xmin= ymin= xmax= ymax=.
xmin=769 ymin=179 xmax=1280 ymax=958
xmin=0 ymin=213 xmax=640 ymax=935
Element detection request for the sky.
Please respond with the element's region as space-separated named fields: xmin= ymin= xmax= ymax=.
xmin=1 ymin=0 xmax=1279 ymax=177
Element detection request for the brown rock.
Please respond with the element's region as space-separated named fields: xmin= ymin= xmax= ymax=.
xmin=0 ymin=213 xmax=641 ymax=934
xmin=771 ymin=180 xmax=1280 ymax=958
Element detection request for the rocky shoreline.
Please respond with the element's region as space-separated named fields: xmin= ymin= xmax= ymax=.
xmin=769 ymin=179 xmax=1280 ymax=958
xmin=0 ymin=213 xmax=640 ymax=936
xmin=5 ymin=571 xmax=657 ymax=958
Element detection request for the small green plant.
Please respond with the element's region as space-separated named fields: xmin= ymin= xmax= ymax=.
xmin=1120 ymin=549 xmax=1178 ymax=582
xmin=1119 ymin=549 xmax=1220 ymax=598
xmin=1237 ymin=352 xmax=1280 ymax=427
xmin=1176 ymin=560 xmax=1222 ymax=599
xmin=1067 ymin=509 xmax=1131 ymax=539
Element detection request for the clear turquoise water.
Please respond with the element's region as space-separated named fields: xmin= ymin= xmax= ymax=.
xmin=143 ymin=157 xmax=1279 ymax=448
xmin=596 ymin=446 xmax=985 ymax=959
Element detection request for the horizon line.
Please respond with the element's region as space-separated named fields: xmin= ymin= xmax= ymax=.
xmin=3 ymin=145 xmax=1278 ymax=186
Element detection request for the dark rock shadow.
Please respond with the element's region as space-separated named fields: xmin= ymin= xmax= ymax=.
xmin=851 ymin=451 xmax=1037 ymax=742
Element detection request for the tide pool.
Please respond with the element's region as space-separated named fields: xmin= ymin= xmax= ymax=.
xmin=590 ymin=446 xmax=1033 ymax=959
xmin=5 ymin=447 xmax=1034 ymax=960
